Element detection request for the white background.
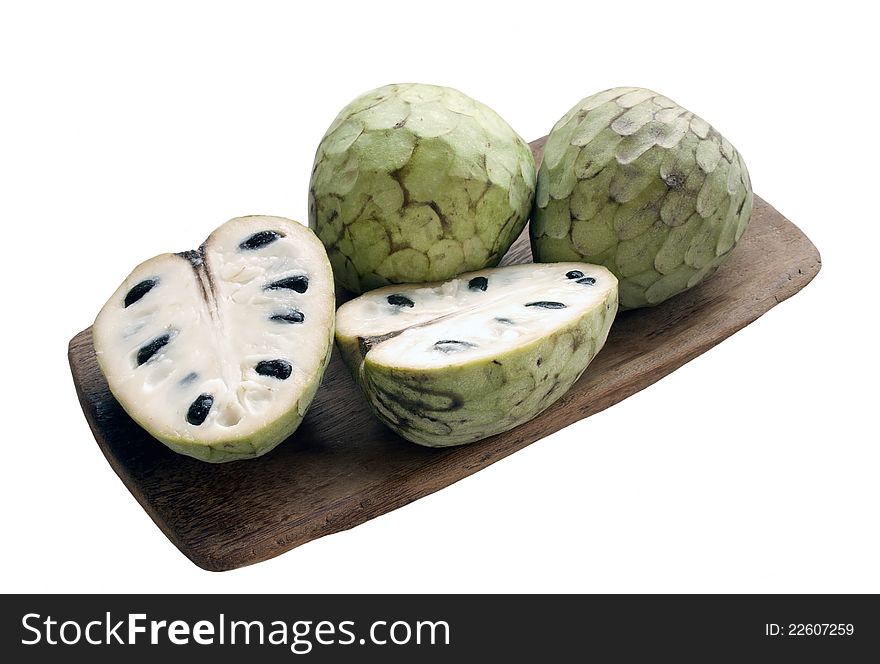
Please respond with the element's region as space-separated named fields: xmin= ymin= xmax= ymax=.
xmin=2 ymin=0 xmax=877 ymax=593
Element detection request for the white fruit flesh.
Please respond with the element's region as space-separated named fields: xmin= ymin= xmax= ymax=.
xmin=93 ymin=216 xmax=335 ymax=462
xmin=337 ymin=263 xmax=616 ymax=370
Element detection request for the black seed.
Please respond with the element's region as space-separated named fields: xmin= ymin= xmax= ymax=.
xmin=265 ymin=275 xmax=309 ymax=293
xmin=255 ymin=359 xmax=292 ymax=380
xmin=525 ymin=301 xmax=567 ymax=309
xmin=565 ymin=270 xmax=584 ymax=280
xmin=270 ymin=309 xmax=305 ymax=324
xmin=433 ymin=340 xmax=477 ymax=353
xmin=136 ymin=333 xmax=171 ymax=366
xmin=387 ymin=294 xmax=414 ymax=308
xmin=186 ymin=394 xmax=213 ymax=426
xmin=468 ymin=276 xmax=488 ymax=291
xmin=495 ymin=317 xmax=514 ymax=325
xmin=577 ymin=277 xmax=597 ymax=285
xmin=124 ymin=278 xmax=158 ymax=307
xmin=179 ymin=372 xmax=198 ymax=386
xmin=239 ymin=230 xmax=284 ymax=250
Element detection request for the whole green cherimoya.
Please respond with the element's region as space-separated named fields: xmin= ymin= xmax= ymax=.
xmin=335 ymin=263 xmax=618 ymax=447
xmin=531 ymin=87 xmax=753 ymax=309
xmin=92 ymin=216 xmax=335 ymax=462
xmin=309 ymin=83 xmax=536 ymax=294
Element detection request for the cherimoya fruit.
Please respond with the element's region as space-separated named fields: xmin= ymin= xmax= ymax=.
xmin=335 ymin=262 xmax=618 ymax=447
xmin=309 ymin=83 xmax=536 ymax=294
xmin=92 ymin=216 xmax=335 ymax=462
xmin=531 ymin=87 xmax=753 ymax=309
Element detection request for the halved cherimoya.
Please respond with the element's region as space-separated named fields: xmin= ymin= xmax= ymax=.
xmin=335 ymin=263 xmax=618 ymax=447
xmin=93 ymin=216 xmax=335 ymax=462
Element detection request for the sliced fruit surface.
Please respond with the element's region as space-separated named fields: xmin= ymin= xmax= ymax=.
xmin=93 ymin=216 xmax=335 ymax=462
xmin=336 ymin=263 xmax=618 ymax=447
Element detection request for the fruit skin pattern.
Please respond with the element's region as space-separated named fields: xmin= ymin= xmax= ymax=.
xmin=530 ymin=87 xmax=753 ymax=309
xmin=309 ymin=83 xmax=536 ymax=294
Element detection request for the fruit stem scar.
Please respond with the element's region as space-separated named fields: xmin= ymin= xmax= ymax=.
xmin=358 ymin=331 xmax=400 ymax=358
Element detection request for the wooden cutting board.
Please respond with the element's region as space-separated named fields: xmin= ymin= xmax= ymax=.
xmin=68 ymin=137 xmax=821 ymax=571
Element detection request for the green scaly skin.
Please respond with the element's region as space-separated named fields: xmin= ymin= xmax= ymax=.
xmin=336 ymin=288 xmax=617 ymax=448
xmin=531 ymin=87 xmax=753 ymax=309
xmin=309 ymin=83 xmax=536 ymax=294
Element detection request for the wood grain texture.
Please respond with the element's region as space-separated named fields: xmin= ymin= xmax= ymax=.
xmin=68 ymin=137 xmax=821 ymax=571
